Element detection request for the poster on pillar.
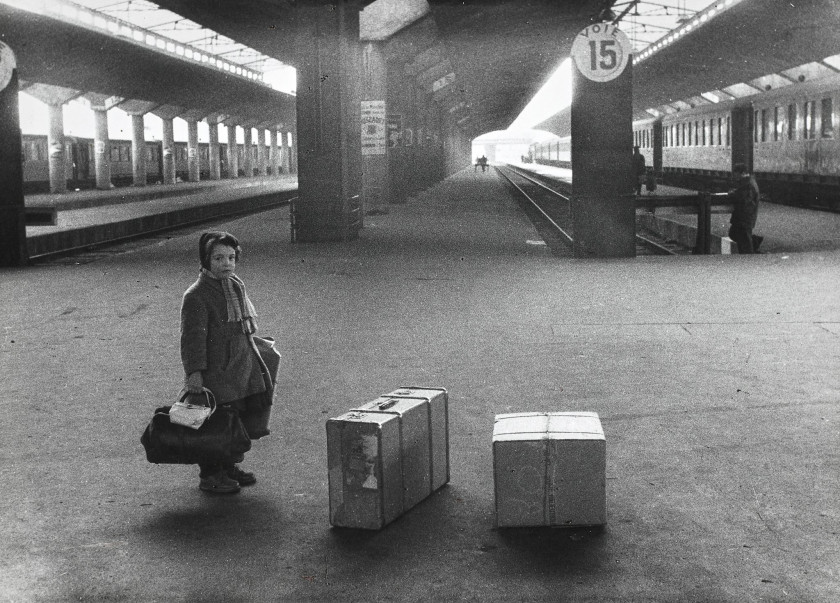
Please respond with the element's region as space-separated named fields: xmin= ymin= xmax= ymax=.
xmin=361 ymin=100 xmax=386 ymax=156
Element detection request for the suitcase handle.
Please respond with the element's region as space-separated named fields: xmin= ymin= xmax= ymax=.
xmin=377 ymin=399 xmax=398 ymax=410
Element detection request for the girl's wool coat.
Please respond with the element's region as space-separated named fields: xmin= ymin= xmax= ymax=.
xmin=180 ymin=276 xmax=266 ymax=404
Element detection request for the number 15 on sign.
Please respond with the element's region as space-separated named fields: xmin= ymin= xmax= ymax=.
xmin=571 ymin=24 xmax=632 ymax=83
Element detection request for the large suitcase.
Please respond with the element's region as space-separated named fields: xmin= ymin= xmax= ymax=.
xmin=327 ymin=394 xmax=442 ymax=529
xmin=382 ymin=386 xmax=450 ymax=491
xmin=327 ymin=387 xmax=450 ymax=529
xmin=493 ymin=412 xmax=606 ymax=528
xmin=327 ymin=409 xmax=405 ymax=529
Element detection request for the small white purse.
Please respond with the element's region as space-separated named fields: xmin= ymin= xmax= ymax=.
xmin=169 ymin=388 xmax=216 ymax=430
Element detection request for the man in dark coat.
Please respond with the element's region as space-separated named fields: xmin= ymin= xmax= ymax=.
xmin=633 ymin=146 xmax=646 ymax=196
xmin=727 ymin=163 xmax=762 ymax=254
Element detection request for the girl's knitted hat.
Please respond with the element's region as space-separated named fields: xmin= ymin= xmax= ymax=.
xmin=198 ymin=231 xmax=240 ymax=269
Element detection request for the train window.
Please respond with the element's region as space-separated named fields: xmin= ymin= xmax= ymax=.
xmin=821 ymin=98 xmax=833 ymax=138
xmin=788 ymin=104 xmax=797 ymax=140
xmin=24 ymin=140 xmax=40 ymax=161
xmin=761 ymin=109 xmax=769 ymax=143
xmin=804 ymin=100 xmax=816 ymax=139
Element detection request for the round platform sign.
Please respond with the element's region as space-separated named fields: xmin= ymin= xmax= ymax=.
xmin=0 ymin=42 xmax=16 ymax=91
xmin=571 ymin=23 xmax=632 ymax=83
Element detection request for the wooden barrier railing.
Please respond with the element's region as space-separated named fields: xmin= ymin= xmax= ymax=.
xmin=636 ymin=192 xmax=731 ymax=254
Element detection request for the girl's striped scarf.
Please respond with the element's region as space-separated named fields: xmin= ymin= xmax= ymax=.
xmin=200 ymin=268 xmax=257 ymax=334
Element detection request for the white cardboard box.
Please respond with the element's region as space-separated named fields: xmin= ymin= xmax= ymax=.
xmin=493 ymin=412 xmax=606 ymax=527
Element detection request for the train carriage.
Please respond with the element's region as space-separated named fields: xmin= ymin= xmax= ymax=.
xmin=660 ymin=100 xmax=738 ymax=184
xmin=749 ymin=74 xmax=840 ymax=208
xmin=21 ymin=134 xmax=234 ymax=192
xmin=630 ymin=73 xmax=840 ymax=210
xmin=528 ymin=136 xmax=571 ymax=167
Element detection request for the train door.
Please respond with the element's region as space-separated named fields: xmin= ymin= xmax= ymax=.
xmin=148 ymin=141 xmax=163 ymax=183
xmin=71 ymin=141 xmax=91 ymax=182
xmin=652 ymin=120 xmax=663 ymax=175
xmin=730 ymin=104 xmax=753 ymax=172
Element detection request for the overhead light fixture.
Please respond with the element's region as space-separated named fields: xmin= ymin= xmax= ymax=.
xmin=597 ymin=8 xmax=618 ymax=22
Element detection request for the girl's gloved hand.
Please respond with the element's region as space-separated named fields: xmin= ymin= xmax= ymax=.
xmin=186 ymin=371 xmax=204 ymax=394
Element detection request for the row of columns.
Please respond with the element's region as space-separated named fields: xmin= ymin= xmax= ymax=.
xmin=293 ymin=3 xmax=459 ymax=242
xmin=43 ymin=102 xmax=296 ymax=193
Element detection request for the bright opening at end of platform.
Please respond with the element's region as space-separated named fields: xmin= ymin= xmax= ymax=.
xmin=508 ymin=59 xmax=572 ymax=132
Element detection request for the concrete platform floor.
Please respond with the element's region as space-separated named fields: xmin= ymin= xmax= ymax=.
xmin=1 ymin=169 xmax=838 ymax=602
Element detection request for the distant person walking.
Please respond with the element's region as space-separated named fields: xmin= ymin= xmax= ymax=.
xmin=633 ymin=146 xmax=646 ymax=196
xmin=181 ymin=231 xmax=273 ymax=493
xmin=727 ymin=163 xmax=763 ymax=254
xmin=479 ymin=155 xmax=488 ymax=172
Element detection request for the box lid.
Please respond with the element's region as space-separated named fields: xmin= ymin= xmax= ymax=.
xmin=493 ymin=412 xmax=604 ymax=441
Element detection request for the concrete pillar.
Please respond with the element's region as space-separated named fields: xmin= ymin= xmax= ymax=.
xmin=387 ymin=69 xmax=416 ymax=203
xmin=209 ymin=123 xmax=221 ymax=180
xmin=269 ymin=130 xmax=279 ymax=176
xmin=161 ymin=117 xmax=176 ymax=185
xmin=444 ymin=112 xmax=472 ymax=176
xmin=226 ymin=125 xmax=239 ymax=179
xmin=131 ymin=114 xmax=146 ymax=186
xmin=293 ymin=1 xmax=362 ymax=241
xmin=47 ymin=103 xmax=67 ymax=193
xmin=187 ymin=120 xmax=199 ymax=182
xmin=362 ymin=42 xmax=388 ymax=214
xmin=280 ymin=131 xmax=289 ymax=173
xmin=93 ymin=107 xmax=111 ymax=189
xmin=570 ymin=23 xmax=635 ymax=258
xmin=289 ymin=131 xmax=297 ymax=174
xmin=0 ymin=46 xmax=27 ymax=267
xmin=243 ymin=127 xmax=253 ymax=177
xmin=256 ymin=128 xmax=267 ymax=176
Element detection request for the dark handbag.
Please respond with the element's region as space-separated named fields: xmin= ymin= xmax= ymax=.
xmin=141 ymin=401 xmax=252 ymax=465
xmin=242 ymin=334 xmax=281 ymax=439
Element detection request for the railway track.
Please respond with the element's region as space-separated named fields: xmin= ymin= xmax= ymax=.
xmin=495 ymin=165 xmax=687 ymax=256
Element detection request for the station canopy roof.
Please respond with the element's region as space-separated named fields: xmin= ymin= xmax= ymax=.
xmin=56 ymin=0 xmax=296 ymax=93
xmin=8 ymin=0 xmax=840 ymax=140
